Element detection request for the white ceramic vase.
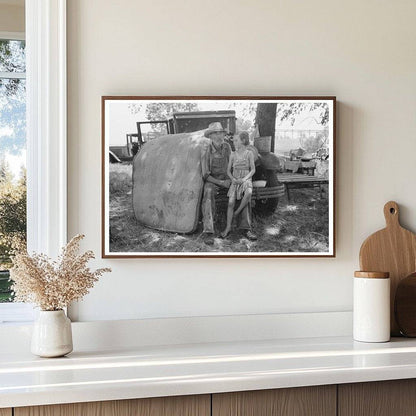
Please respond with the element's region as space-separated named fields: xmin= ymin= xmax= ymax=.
xmin=31 ymin=310 xmax=73 ymax=357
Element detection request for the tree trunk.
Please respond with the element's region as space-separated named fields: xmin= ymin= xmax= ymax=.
xmin=255 ymin=103 xmax=277 ymax=152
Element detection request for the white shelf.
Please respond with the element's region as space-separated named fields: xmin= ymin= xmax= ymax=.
xmin=2 ymin=336 xmax=416 ymax=408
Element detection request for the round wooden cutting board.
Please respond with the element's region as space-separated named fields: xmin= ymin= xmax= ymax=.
xmin=359 ymin=201 xmax=416 ymax=336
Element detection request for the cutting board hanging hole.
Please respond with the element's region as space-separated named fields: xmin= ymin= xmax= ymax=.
xmin=384 ymin=201 xmax=400 ymax=227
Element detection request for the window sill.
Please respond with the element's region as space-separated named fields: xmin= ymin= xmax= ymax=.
xmin=0 ymin=303 xmax=35 ymax=324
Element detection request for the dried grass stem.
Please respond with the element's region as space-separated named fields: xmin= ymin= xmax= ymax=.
xmin=10 ymin=234 xmax=111 ymax=310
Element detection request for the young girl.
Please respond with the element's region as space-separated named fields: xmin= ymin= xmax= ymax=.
xmin=221 ymin=131 xmax=256 ymax=238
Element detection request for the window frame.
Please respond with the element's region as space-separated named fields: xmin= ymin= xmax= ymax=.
xmin=0 ymin=31 xmax=24 ymax=41
xmin=0 ymin=31 xmax=25 ymax=79
xmin=0 ymin=0 xmax=67 ymax=323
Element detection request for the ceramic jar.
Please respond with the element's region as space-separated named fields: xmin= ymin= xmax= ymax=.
xmin=353 ymin=271 xmax=390 ymax=343
xmin=31 ymin=310 xmax=73 ymax=357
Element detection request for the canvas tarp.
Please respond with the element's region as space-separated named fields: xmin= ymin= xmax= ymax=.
xmin=132 ymin=131 xmax=210 ymax=233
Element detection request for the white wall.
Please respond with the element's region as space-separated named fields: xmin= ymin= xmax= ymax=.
xmin=67 ymin=0 xmax=416 ymax=322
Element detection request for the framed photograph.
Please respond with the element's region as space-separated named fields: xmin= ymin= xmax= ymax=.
xmin=102 ymin=96 xmax=336 ymax=258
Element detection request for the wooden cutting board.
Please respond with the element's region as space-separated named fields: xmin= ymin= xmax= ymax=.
xmin=359 ymin=201 xmax=416 ymax=336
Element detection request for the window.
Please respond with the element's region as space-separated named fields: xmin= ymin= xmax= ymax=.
xmin=0 ymin=1 xmax=67 ymax=324
xmin=0 ymin=34 xmax=26 ymax=306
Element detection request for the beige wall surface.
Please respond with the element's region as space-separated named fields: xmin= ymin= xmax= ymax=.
xmin=67 ymin=0 xmax=416 ymax=321
xmin=0 ymin=4 xmax=24 ymax=33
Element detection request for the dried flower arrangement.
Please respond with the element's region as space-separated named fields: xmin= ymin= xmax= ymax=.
xmin=10 ymin=234 xmax=111 ymax=311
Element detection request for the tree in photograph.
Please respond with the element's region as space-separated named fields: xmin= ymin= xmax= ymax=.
xmin=145 ymin=102 xmax=199 ymax=133
xmin=226 ymin=102 xmax=257 ymax=135
xmin=255 ymin=103 xmax=277 ymax=152
xmin=276 ymin=102 xmax=329 ymax=127
xmin=127 ymin=103 xmax=144 ymax=115
xmin=145 ymin=102 xmax=199 ymax=121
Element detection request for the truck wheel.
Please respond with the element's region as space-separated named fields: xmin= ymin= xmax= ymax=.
xmin=253 ymin=170 xmax=279 ymax=216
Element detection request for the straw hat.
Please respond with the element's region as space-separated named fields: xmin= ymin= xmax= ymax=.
xmin=204 ymin=122 xmax=226 ymax=138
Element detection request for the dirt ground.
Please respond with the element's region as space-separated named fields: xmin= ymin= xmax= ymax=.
xmin=109 ymin=163 xmax=329 ymax=253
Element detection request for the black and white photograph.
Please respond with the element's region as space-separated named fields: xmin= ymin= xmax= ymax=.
xmin=102 ymin=97 xmax=335 ymax=257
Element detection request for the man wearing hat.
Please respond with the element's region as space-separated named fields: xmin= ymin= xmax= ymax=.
xmin=201 ymin=122 xmax=255 ymax=242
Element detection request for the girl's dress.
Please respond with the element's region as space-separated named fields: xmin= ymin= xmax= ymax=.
xmin=227 ymin=149 xmax=253 ymax=200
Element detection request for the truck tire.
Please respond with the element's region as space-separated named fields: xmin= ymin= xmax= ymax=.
xmin=253 ymin=170 xmax=280 ymax=217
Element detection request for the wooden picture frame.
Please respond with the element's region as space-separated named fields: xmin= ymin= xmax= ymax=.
xmin=102 ymin=96 xmax=336 ymax=258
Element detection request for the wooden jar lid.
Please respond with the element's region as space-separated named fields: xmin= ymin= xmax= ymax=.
xmin=354 ymin=271 xmax=390 ymax=279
